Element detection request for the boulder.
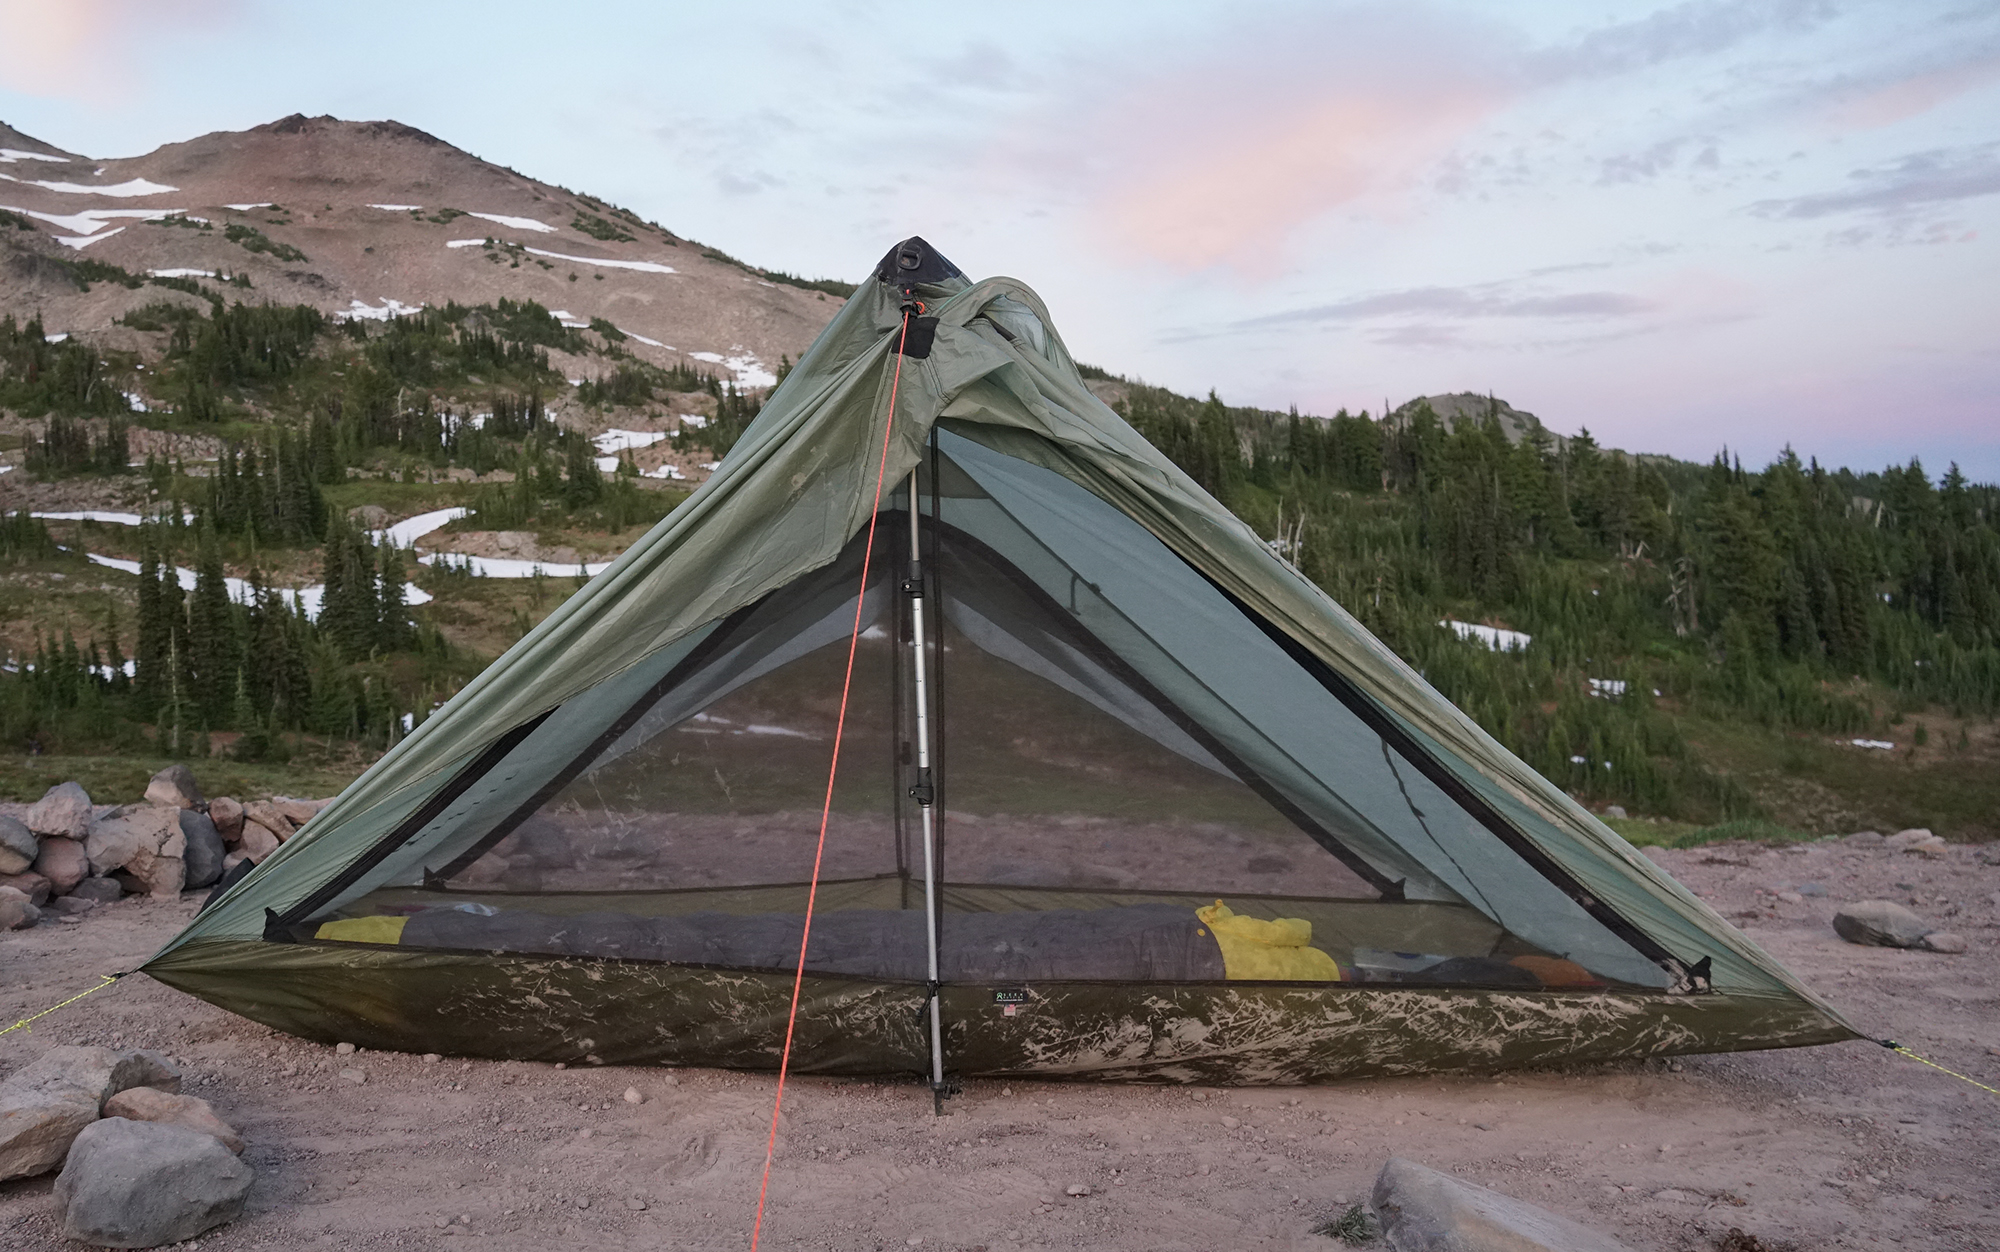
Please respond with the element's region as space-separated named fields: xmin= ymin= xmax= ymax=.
xmin=48 ymin=895 xmax=96 ymax=917
xmin=101 ymin=1088 xmax=242 ymax=1153
xmin=85 ymin=807 xmax=187 ymax=898
xmin=1844 ymin=830 xmax=1884 ymax=847
xmin=1921 ymin=932 xmax=1968 ymax=954
xmin=26 ymin=781 xmax=94 ymax=840
xmin=207 ymin=796 xmax=244 ymax=843
xmin=34 ymin=836 xmax=89 ymax=894
xmin=54 ymin=1117 xmax=252 ymax=1246
xmin=0 ymin=894 xmax=39 ymax=929
xmin=1372 ymin=1157 xmax=1635 ymax=1252
xmin=1 ymin=870 xmax=52 ymax=905
xmin=1886 ymin=828 xmax=1935 ymax=849
xmin=69 ymin=875 xmax=125 ymax=904
xmin=1833 ymin=900 xmax=1933 ymax=948
xmin=236 ymin=821 xmax=279 ymax=864
xmin=272 ymin=796 xmax=326 ymax=827
xmin=178 ymin=810 xmax=225 ymax=890
xmin=0 ymin=815 xmax=35 ymax=876
xmin=242 ymin=801 xmax=295 ymax=843
xmin=0 ymin=1045 xmax=174 ymax=1181
xmin=143 ymin=764 xmax=204 ymax=810
xmin=0 ymin=1085 xmax=98 ymax=1180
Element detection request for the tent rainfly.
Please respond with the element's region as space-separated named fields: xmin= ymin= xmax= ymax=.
xmin=145 ymin=238 xmax=1857 ymax=1088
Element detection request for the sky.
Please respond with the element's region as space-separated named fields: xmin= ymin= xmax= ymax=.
xmin=2 ymin=0 xmax=1996 ymax=479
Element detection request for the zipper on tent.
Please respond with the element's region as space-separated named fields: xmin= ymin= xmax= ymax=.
xmin=904 ymin=470 xmax=950 ymax=1112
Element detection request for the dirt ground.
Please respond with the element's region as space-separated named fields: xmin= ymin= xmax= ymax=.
xmin=2 ymin=837 xmax=1996 ymax=1252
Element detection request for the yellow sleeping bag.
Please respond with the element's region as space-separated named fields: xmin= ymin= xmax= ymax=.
xmin=1195 ymin=900 xmax=1344 ymax=981
xmin=315 ymin=915 xmax=409 ymax=944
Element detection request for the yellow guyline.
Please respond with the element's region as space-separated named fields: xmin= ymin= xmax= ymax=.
xmin=1881 ymin=1039 xmax=2000 ymax=1098
xmin=0 ymin=973 xmax=125 ymax=1038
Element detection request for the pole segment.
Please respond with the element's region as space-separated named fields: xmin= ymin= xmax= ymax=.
xmin=906 ymin=471 xmax=947 ymax=1108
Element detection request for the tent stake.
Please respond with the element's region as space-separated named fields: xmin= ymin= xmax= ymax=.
xmin=906 ymin=472 xmax=948 ymax=1110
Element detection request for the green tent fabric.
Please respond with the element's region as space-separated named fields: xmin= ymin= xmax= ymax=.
xmin=144 ymin=238 xmax=1857 ymax=1083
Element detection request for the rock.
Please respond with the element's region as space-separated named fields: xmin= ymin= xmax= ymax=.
xmin=0 ymin=815 xmax=35 ymax=876
xmin=85 ymin=806 xmax=185 ymax=897
xmin=69 ymin=876 xmax=125 ymax=904
xmin=1833 ymin=901 xmax=1933 ymax=948
xmin=1373 ymin=1157 xmax=1635 ymax=1251
xmin=54 ymin=1117 xmax=252 ymax=1246
xmin=1603 ymin=805 xmax=1627 ymax=819
xmin=1886 ymin=828 xmax=1935 ymax=849
xmin=102 ymin=1088 xmax=243 ymax=1153
xmin=178 ymin=810 xmax=225 ymax=890
xmin=242 ymin=801 xmax=296 ymax=843
xmin=0 ymin=1046 xmax=166 ymax=1179
xmin=0 ymin=895 xmax=37 ymax=929
xmin=1844 ymin=830 xmax=1884 ymax=847
xmin=220 ymin=849 xmax=249 ymax=874
xmin=0 ymin=1085 xmax=98 ymax=1180
xmin=207 ymin=796 xmax=244 ymax=843
xmin=2 ymin=870 xmax=52 ymax=905
xmin=110 ymin=1051 xmax=181 ymax=1096
xmin=143 ymin=764 xmax=204 ymax=810
xmin=273 ymin=796 xmax=325 ymax=827
xmin=26 ymin=782 xmax=93 ymax=840
xmin=339 ymin=1068 xmax=366 ymax=1085
xmin=47 ymin=895 xmax=95 ymax=917
xmin=334 ymin=1041 xmax=356 ymax=1056
xmin=1799 ymin=883 xmax=1828 ymax=897
xmin=348 ymin=503 xmax=391 ymax=528
xmin=236 ymin=820 xmax=279 ymax=864
xmin=1776 ymin=891 xmax=1803 ymax=904
xmin=1921 ymin=932 xmax=1968 ymax=954
xmin=1064 ymin=1183 xmax=1090 ymax=1197
xmin=623 ymin=1086 xmax=645 ymax=1104
xmin=1908 ymin=840 xmax=1949 ymax=860
xmin=33 ymin=836 xmax=88 ymax=894
xmin=422 ymin=1054 xmax=442 ymax=1064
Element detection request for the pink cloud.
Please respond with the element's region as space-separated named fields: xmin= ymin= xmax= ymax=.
xmin=987 ymin=8 xmax=1521 ymax=277
xmin=1821 ymin=53 xmax=2000 ymax=131
xmin=0 ymin=0 xmax=239 ymax=100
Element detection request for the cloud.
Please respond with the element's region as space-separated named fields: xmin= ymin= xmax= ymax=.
xmin=1750 ymin=143 xmax=2000 ymax=218
xmin=1526 ymin=0 xmax=1836 ymax=81
xmin=1818 ymin=49 xmax=2000 ymax=131
xmin=0 ymin=0 xmax=239 ymax=99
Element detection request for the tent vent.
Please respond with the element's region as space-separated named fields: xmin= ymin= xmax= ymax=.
xmin=875 ymin=235 xmax=962 ymax=287
xmin=900 ymin=316 xmax=940 ymax=359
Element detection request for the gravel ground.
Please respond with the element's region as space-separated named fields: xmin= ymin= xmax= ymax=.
xmin=2 ymin=835 xmax=1996 ymax=1251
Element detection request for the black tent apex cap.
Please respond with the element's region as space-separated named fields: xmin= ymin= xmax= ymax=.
xmin=875 ymin=236 xmax=962 ymax=287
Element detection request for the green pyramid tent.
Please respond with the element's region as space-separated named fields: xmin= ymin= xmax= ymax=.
xmin=144 ymin=238 xmax=1856 ymax=1085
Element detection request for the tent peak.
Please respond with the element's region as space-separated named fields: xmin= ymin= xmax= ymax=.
xmin=874 ymin=236 xmax=962 ymax=288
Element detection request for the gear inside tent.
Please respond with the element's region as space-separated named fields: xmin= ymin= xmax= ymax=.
xmin=143 ymin=237 xmax=1857 ymax=1086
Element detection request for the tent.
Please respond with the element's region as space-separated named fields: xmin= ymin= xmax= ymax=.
xmin=144 ymin=238 xmax=1856 ymax=1086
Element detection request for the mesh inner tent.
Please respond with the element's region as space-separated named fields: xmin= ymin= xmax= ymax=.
xmin=291 ymin=443 xmax=1664 ymax=992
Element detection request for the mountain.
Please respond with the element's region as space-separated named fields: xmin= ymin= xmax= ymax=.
xmin=1 ymin=113 xmax=845 ymax=388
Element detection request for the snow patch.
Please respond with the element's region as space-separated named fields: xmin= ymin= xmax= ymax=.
xmin=466 ymin=212 xmax=555 ymax=233
xmin=223 ymin=202 xmax=274 ymax=211
xmin=2 ymin=205 xmax=184 ymax=235
xmin=1849 ymin=738 xmax=1896 ymax=751
xmin=34 ymin=510 xmax=145 ymax=526
xmin=336 ymin=298 xmax=424 ymax=322
xmin=445 ymin=238 xmax=486 ymax=248
xmin=9 ymin=176 xmax=178 ymax=198
xmin=417 ymin=553 xmax=614 ymax=579
xmin=593 ymin=456 xmax=621 ymax=473
xmin=1440 ymin=619 xmax=1531 ymax=652
xmin=369 ymin=203 xmax=422 ymax=211
xmin=375 ymin=507 xmax=469 ymax=548
xmin=1587 ymin=678 xmax=1628 ymax=700
xmin=592 ymin=429 xmax=667 ymax=455
xmin=148 ymin=267 xmax=221 ymax=279
xmin=43 ymin=332 xmax=68 ymax=344
xmin=56 ymin=227 xmax=123 ymax=250
xmin=623 ymin=329 xmax=664 ymax=347
xmin=688 ymin=350 xmax=777 ymax=389
xmin=523 ymin=246 xmax=674 ymax=274
xmin=677 ymin=413 xmax=707 ymax=429
xmin=642 ymin=464 xmax=686 ymax=481
xmin=0 ymin=148 xmax=70 ymax=164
